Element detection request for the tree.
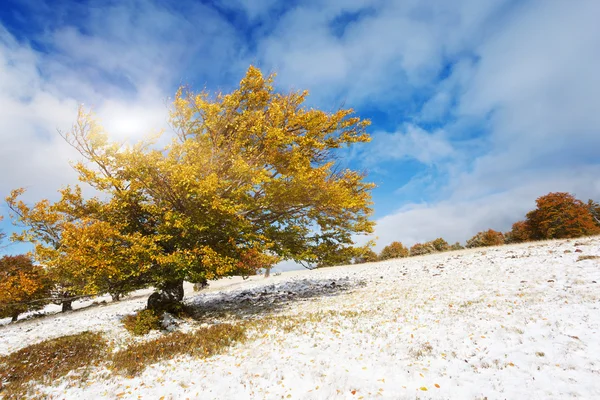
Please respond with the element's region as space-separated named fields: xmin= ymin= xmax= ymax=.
xmin=8 ymin=66 xmax=375 ymax=312
xmin=466 ymin=229 xmax=505 ymax=248
xmin=0 ymin=255 xmax=50 ymax=322
xmin=354 ymin=248 xmax=378 ymax=264
xmin=409 ymin=242 xmax=436 ymax=256
xmin=429 ymin=238 xmax=449 ymax=252
xmin=504 ymin=220 xmax=531 ymax=244
xmin=379 ymin=241 xmax=409 ymax=260
xmin=525 ymin=192 xmax=600 ymax=240
xmin=449 ymin=242 xmax=464 ymax=251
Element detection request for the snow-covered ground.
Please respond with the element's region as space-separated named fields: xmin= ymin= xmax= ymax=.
xmin=1 ymin=237 xmax=599 ymax=399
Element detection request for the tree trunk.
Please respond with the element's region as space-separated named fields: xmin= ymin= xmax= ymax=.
xmin=62 ymin=299 xmax=73 ymax=312
xmin=264 ymin=266 xmax=271 ymax=278
xmin=11 ymin=312 xmax=19 ymax=322
xmin=147 ymin=279 xmax=184 ymax=313
xmin=111 ymin=293 xmax=121 ymax=302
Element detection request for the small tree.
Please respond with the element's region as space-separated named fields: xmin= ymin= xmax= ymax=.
xmin=379 ymin=242 xmax=409 ymax=260
xmin=0 ymin=255 xmax=50 ymax=322
xmin=429 ymin=238 xmax=449 ymax=252
xmin=354 ymin=248 xmax=378 ymax=264
xmin=504 ymin=220 xmax=531 ymax=244
xmin=466 ymin=229 xmax=504 ymax=248
xmin=525 ymin=192 xmax=600 ymax=240
xmin=449 ymin=242 xmax=464 ymax=251
xmin=409 ymin=242 xmax=436 ymax=256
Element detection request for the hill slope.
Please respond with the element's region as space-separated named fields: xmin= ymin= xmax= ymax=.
xmin=1 ymin=237 xmax=599 ymax=399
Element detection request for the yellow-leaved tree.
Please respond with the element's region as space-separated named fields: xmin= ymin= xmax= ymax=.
xmin=8 ymin=66 xmax=375 ymax=312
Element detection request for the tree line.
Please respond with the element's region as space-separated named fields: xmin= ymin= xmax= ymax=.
xmin=369 ymin=192 xmax=600 ymax=263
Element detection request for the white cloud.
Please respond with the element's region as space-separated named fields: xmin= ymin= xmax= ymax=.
xmin=368 ymin=125 xmax=454 ymax=166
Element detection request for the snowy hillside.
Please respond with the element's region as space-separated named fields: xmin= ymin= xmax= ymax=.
xmin=1 ymin=237 xmax=599 ymax=399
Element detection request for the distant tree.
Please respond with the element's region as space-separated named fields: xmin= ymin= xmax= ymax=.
xmin=466 ymin=229 xmax=505 ymax=248
xmin=379 ymin=241 xmax=409 ymax=260
xmin=429 ymin=238 xmax=449 ymax=252
xmin=449 ymin=242 xmax=464 ymax=251
xmin=354 ymin=247 xmax=378 ymax=264
xmin=525 ymin=192 xmax=600 ymax=240
xmin=409 ymin=242 xmax=436 ymax=256
xmin=0 ymin=255 xmax=51 ymax=322
xmin=504 ymin=220 xmax=531 ymax=244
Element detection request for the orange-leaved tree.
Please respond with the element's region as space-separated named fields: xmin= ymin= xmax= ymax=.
xmin=525 ymin=192 xmax=600 ymax=240
xmin=409 ymin=242 xmax=436 ymax=256
xmin=504 ymin=220 xmax=531 ymax=243
xmin=466 ymin=229 xmax=504 ymax=248
xmin=0 ymin=255 xmax=51 ymax=322
xmin=430 ymin=238 xmax=450 ymax=252
xmin=379 ymin=241 xmax=409 ymax=260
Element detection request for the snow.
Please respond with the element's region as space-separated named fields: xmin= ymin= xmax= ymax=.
xmin=1 ymin=237 xmax=599 ymax=399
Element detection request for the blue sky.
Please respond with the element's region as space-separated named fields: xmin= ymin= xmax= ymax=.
xmin=1 ymin=0 xmax=600 ymax=260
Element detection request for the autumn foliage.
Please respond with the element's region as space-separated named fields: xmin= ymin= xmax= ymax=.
xmin=504 ymin=220 xmax=531 ymax=243
xmin=378 ymin=242 xmax=409 ymax=260
xmin=0 ymin=255 xmax=50 ymax=322
xmin=466 ymin=229 xmax=505 ymax=248
xmin=525 ymin=192 xmax=600 ymax=240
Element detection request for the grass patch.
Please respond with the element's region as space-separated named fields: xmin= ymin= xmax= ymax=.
xmin=0 ymin=331 xmax=107 ymax=399
xmin=577 ymin=255 xmax=600 ymax=262
xmin=122 ymin=309 xmax=161 ymax=336
xmin=111 ymin=323 xmax=247 ymax=376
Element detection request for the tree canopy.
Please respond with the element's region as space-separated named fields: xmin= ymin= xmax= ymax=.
xmin=466 ymin=229 xmax=504 ymax=248
xmin=525 ymin=192 xmax=600 ymax=240
xmin=7 ymin=66 xmax=375 ymax=310
xmin=379 ymin=241 xmax=409 ymax=260
xmin=0 ymin=255 xmax=50 ymax=321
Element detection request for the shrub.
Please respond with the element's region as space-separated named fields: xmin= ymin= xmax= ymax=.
xmin=122 ymin=309 xmax=161 ymax=336
xmin=379 ymin=242 xmax=409 ymax=260
xmin=429 ymin=238 xmax=450 ymax=252
xmin=466 ymin=229 xmax=505 ymax=248
xmin=111 ymin=323 xmax=246 ymax=376
xmin=0 ymin=331 xmax=107 ymax=398
xmin=449 ymin=242 xmax=464 ymax=251
xmin=409 ymin=242 xmax=436 ymax=256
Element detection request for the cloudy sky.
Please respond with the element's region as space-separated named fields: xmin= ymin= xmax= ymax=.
xmin=1 ymin=0 xmax=600 ymax=258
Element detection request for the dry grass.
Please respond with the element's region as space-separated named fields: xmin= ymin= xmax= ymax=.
xmin=0 ymin=331 xmax=107 ymax=399
xmin=111 ymin=323 xmax=247 ymax=376
xmin=122 ymin=309 xmax=161 ymax=335
xmin=576 ymin=255 xmax=600 ymax=261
